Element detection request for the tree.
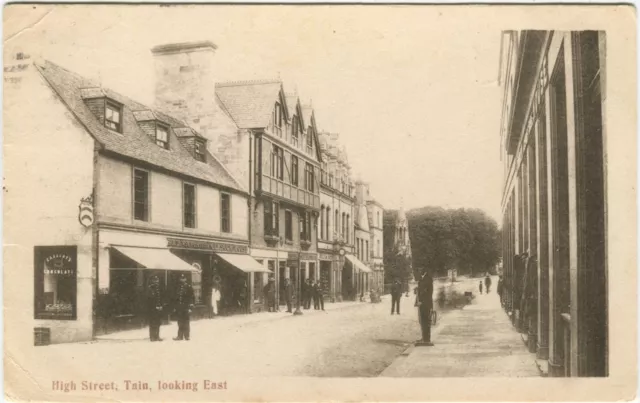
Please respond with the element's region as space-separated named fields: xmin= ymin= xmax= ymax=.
xmin=408 ymin=207 xmax=501 ymax=279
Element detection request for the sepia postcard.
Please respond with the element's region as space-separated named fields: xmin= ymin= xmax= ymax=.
xmin=2 ymin=3 xmax=637 ymax=402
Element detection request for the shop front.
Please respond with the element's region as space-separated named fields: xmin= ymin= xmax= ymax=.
xmin=344 ymin=254 xmax=372 ymax=300
xmin=95 ymin=229 xmax=263 ymax=335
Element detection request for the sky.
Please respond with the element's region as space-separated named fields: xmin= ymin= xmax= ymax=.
xmin=5 ymin=5 xmax=505 ymax=222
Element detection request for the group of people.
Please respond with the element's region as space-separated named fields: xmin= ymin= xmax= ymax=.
xmin=478 ymin=274 xmax=493 ymax=294
xmin=262 ymin=277 xmax=326 ymax=313
xmin=146 ymin=274 xmax=195 ymax=342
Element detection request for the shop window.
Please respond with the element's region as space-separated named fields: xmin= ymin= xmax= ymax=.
xmin=34 ymin=246 xmax=77 ymax=320
xmin=183 ymin=183 xmax=196 ymax=228
xmin=220 ymin=193 xmax=231 ymax=233
xmin=133 ymin=168 xmax=149 ymax=222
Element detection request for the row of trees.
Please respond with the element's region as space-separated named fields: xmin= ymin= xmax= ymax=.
xmin=408 ymin=207 xmax=501 ymax=278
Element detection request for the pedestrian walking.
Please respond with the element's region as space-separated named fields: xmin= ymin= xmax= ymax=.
xmin=173 ymin=274 xmax=194 ymax=341
xmin=283 ymin=278 xmax=293 ymax=313
xmin=416 ymin=271 xmax=434 ymax=346
xmin=146 ymin=275 xmax=164 ymax=342
xmin=479 ymin=280 xmax=483 ymax=294
xmin=391 ymin=280 xmax=402 ymax=315
xmin=485 ymin=275 xmax=492 ymax=294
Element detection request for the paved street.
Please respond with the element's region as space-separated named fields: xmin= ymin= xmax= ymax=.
xmin=26 ymin=294 xmax=424 ymax=384
xmin=381 ymin=277 xmax=539 ymax=377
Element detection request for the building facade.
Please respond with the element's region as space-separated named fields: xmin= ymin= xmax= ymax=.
xmin=153 ymin=41 xmax=322 ymax=312
xmin=318 ymin=132 xmax=356 ymax=302
xmin=5 ymin=54 xmax=269 ymax=345
xmin=355 ymin=181 xmax=385 ymax=294
xmin=383 ymin=207 xmax=413 ymax=290
xmin=498 ymin=30 xmax=607 ymax=377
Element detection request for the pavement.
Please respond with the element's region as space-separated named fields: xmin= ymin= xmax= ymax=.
xmin=379 ymin=278 xmax=540 ymax=377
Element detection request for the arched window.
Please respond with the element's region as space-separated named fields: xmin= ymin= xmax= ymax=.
xmin=326 ymin=208 xmax=330 ymax=240
xmin=335 ymin=210 xmax=339 ymax=239
xmin=346 ymin=214 xmax=350 ymax=243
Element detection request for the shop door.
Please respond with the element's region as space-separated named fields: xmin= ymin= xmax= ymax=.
xmin=320 ymin=262 xmax=331 ymax=298
xmin=278 ymin=261 xmax=286 ymax=305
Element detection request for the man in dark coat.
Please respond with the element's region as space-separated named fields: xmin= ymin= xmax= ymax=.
xmin=415 ymin=271 xmax=434 ymax=346
xmin=303 ymin=279 xmax=312 ymax=309
xmin=390 ymin=280 xmax=402 ymax=315
xmin=264 ymin=277 xmax=277 ymax=312
xmin=313 ymin=281 xmax=325 ymax=311
xmin=283 ymin=278 xmax=293 ymax=313
xmin=173 ymin=274 xmax=195 ymax=341
xmin=146 ymin=275 xmax=164 ymax=342
xmin=485 ymin=274 xmax=492 ymax=294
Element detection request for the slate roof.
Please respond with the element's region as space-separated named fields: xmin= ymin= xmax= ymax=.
xmin=285 ymin=93 xmax=299 ymax=120
xmin=36 ymin=61 xmax=245 ymax=193
xmin=215 ymin=80 xmax=284 ymax=129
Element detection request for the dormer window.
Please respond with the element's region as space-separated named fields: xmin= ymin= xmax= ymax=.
xmin=105 ymin=101 xmax=122 ymax=132
xmin=155 ymin=124 xmax=169 ymax=149
xmin=195 ymin=140 xmax=206 ymax=162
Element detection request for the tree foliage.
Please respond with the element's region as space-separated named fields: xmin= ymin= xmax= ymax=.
xmin=408 ymin=207 xmax=501 ymax=278
xmin=384 ymin=248 xmax=412 ymax=283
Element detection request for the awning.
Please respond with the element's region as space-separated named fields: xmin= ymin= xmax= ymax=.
xmin=112 ymin=246 xmax=199 ymax=272
xmin=216 ymin=253 xmax=271 ymax=273
xmin=345 ymin=254 xmax=373 ymax=273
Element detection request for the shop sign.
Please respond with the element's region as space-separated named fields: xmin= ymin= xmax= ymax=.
xmin=167 ymin=238 xmax=248 ymax=254
xmin=288 ymin=252 xmax=317 ymax=261
xmin=319 ymin=253 xmax=333 ymax=261
xmin=78 ymin=195 xmax=94 ymax=228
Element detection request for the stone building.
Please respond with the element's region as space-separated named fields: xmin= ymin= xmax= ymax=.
xmin=355 ymin=181 xmax=385 ymax=294
xmin=4 ymin=54 xmax=264 ymax=345
xmin=498 ymin=30 xmax=607 ymax=377
xmin=383 ymin=206 xmax=413 ymax=289
xmin=152 ymin=41 xmax=322 ymax=312
xmin=318 ymin=131 xmax=356 ymax=302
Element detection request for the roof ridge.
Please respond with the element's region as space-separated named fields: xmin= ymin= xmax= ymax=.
xmin=216 ymin=79 xmax=281 ymax=87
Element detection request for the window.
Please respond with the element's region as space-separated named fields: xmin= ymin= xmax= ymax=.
xmin=291 ymin=155 xmax=299 ymax=186
xmin=192 ymin=269 xmax=202 ymax=304
xmin=320 ymin=207 xmax=325 ymax=240
xmin=133 ymin=169 xmax=149 ymax=221
xmin=156 ymin=124 xmax=169 ymax=149
xmin=292 ymin=117 xmax=299 ymax=146
xmin=334 ymin=210 xmax=339 ymax=239
xmin=220 ymin=193 xmax=231 ymax=233
xmin=300 ymin=210 xmax=312 ymax=241
xmin=264 ymin=199 xmax=279 ymax=236
xmin=105 ymin=101 xmax=122 ymax=132
xmin=326 ymin=208 xmax=330 ymax=241
xmin=377 ymin=240 xmax=381 ymax=257
xmin=34 ymin=246 xmax=77 ymax=320
xmin=275 ymin=103 xmax=282 ymax=127
xmin=183 ymin=183 xmax=196 ymax=228
xmin=305 ymin=163 xmax=315 ymax=192
xmin=366 ymin=240 xmax=369 ymax=261
xmin=307 ymin=127 xmax=313 ymax=147
xmin=195 ymin=140 xmax=206 ymax=162
xmin=271 ymin=145 xmax=284 ymax=180
xmin=285 ymin=210 xmax=293 ymax=242
xmin=346 ymin=215 xmax=350 ymax=243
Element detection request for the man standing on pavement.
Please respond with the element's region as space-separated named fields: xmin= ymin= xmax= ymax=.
xmin=146 ymin=275 xmax=164 ymax=342
xmin=173 ymin=274 xmax=194 ymax=341
xmin=391 ymin=280 xmax=402 ymax=315
xmin=283 ymin=278 xmax=294 ymax=313
xmin=314 ymin=281 xmax=325 ymax=311
xmin=415 ymin=271 xmax=434 ymax=346
xmin=303 ymin=279 xmax=312 ymax=310
xmin=264 ymin=277 xmax=277 ymax=312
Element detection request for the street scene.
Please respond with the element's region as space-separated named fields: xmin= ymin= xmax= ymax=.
xmin=4 ymin=4 xmax=632 ymax=403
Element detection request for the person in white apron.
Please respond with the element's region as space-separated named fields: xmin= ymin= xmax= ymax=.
xmin=211 ymin=283 xmax=221 ymax=317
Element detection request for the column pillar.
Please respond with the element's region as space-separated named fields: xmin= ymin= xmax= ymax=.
xmin=536 ymin=94 xmax=550 ymax=360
